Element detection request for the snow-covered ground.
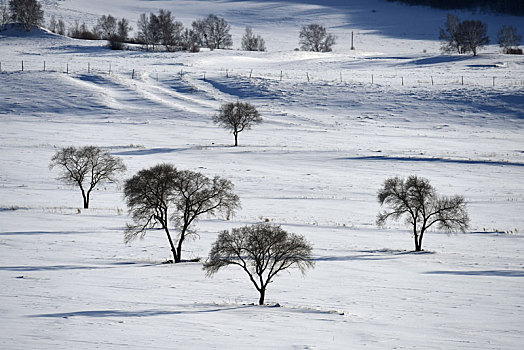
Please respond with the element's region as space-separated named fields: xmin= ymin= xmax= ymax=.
xmin=1 ymin=0 xmax=523 ymax=349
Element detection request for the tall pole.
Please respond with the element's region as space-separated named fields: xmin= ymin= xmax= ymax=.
xmin=351 ymin=31 xmax=355 ymax=50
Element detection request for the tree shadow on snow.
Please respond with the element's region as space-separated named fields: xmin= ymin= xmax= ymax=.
xmin=0 ymin=231 xmax=81 ymax=236
xmin=424 ymin=270 xmax=524 ymax=277
xmin=338 ymin=156 xmax=524 ymax=167
xmin=30 ymin=305 xmax=252 ymax=318
xmin=0 ymin=265 xmax=105 ymax=271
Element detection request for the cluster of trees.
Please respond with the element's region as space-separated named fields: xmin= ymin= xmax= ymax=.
xmin=387 ymin=0 xmax=524 ymax=16
xmin=2 ymin=1 xmax=337 ymax=53
xmin=47 ymin=105 xmax=471 ymax=304
xmin=440 ymin=14 xmax=521 ymax=56
xmin=299 ymin=24 xmax=336 ymax=52
xmin=49 ymin=144 xmax=314 ymax=305
xmin=1 ymin=0 xmax=43 ymax=31
xmin=497 ymin=25 xmax=522 ymax=54
xmin=48 ymin=144 xmax=470 ymax=303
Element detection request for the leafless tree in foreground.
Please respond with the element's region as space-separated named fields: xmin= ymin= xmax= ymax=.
xmin=213 ymin=102 xmax=262 ymax=146
xmin=49 ymin=146 xmax=126 ymax=209
xmin=299 ymin=24 xmax=336 ymax=52
xmin=124 ymin=164 xmax=240 ymax=263
xmin=377 ymin=175 xmax=469 ymax=252
xmin=204 ymin=223 xmax=314 ymax=305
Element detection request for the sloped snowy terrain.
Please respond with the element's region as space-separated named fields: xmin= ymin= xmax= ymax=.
xmin=1 ymin=0 xmax=523 ymax=349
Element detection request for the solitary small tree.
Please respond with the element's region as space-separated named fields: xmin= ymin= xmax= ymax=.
xmin=124 ymin=164 xmax=240 ymax=263
xmin=204 ymin=224 xmax=314 ymax=305
xmin=241 ymin=27 xmax=266 ymax=51
xmin=299 ymin=24 xmax=336 ymax=52
xmin=377 ymin=175 xmax=469 ymax=252
xmin=497 ymin=25 xmax=521 ymax=53
xmin=9 ymin=0 xmax=43 ymax=31
xmin=213 ymin=102 xmax=262 ymax=146
xmin=50 ymin=146 xmax=126 ymax=209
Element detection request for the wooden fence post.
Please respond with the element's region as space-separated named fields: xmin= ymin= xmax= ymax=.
xmin=88 ymin=62 xmax=90 ymax=74
xmin=66 ymin=63 xmax=69 ymax=74
xmin=431 ymin=76 xmax=434 ymax=85
xmin=22 ymin=60 xmax=24 ymax=72
xmin=132 ymin=69 xmax=135 ymax=79
xmin=43 ymin=61 xmax=46 ymax=72
xmin=250 ymin=69 xmax=253 ymax=79
xmin=306 ymin=72 xmax=310 ymax=82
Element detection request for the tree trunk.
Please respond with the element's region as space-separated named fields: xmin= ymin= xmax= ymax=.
xmin=234 ymin=132 xmax=238 ymax=147
xmin=258 ymin=288 xmax=265 ymax=305
xmin=81 ymin=189 xmax=89 ymax=209
xmin=416 ymin=231 xmax=424 ymax=252
xmin=163 ymin=226 xmax=178 ymax=263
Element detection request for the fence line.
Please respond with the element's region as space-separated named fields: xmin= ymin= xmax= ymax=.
xmin=1 ymin=60 xmax=524 ymax=87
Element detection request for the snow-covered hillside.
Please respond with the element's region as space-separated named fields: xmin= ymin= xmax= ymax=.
xmin=1 ymin=0 xmax=523 ymax=349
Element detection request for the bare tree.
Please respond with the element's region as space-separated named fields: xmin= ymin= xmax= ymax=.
xmin=0 ymin=0 xmax=9 ymax=31
xmin=123 ymin=164 xmax=180 ymax=261
xmin=181 ymin=28 xmax=200 ymax=52
xmin=497 ymin=25 xmax=521 ymax=53
xmin=117 ymin=17 xmax=132 ymax=42
xmin=440 ymin=14 xmax=489 ymax=56
xmin=204 ymin=224 xmax=314 ymax=305
xmin=50 ymin=146 xmax=126 ymax=209
xmin=48 ymin=14 xmax=57 ymax=33
xmin=439 ymin=13 xmax=462 ymax=54
xmin=377 ymin=175 xmax=469 ymax=252
xmin=213 ymin=102 xmax=262 ymax=146
xmin=457 ymin=20 xmax=489 ymax=56
xmin=124 ymin=164 xmax=240 ymax=263
xmin=56 ymin=18 xmax=65 ymax=36
xmin=192 ymin=14 xmax=232 ymax=50
xmin=299 ymin=24 xmax=336 ymax=52
xmin=157 ymin=9 xmax=183 ymax=51
xmin=241 ymin=26 xmax=266 ymax=51
xmin=94 ymin=14 xmax=116 ymax=40
xmin=9 ymin=0 xmax=43 ymax=31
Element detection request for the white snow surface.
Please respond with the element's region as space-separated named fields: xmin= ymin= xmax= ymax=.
xmin=1 ymin=0 xmax=524 ymax=349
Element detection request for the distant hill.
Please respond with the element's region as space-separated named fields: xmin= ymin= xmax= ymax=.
xmin=386 ymin=0 xmax=524 ymax=16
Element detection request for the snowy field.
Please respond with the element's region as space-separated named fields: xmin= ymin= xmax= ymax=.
xmin=1 ymin=0 xmax=524 ymax=349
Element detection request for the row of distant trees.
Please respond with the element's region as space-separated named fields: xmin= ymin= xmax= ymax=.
xmin=439 ymin=14 xmax=522 ymax=55
xmin=1 ymin=1 xmax=336 ymax=52
xmin=60 ymin=11 xmax=335 ymax=53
